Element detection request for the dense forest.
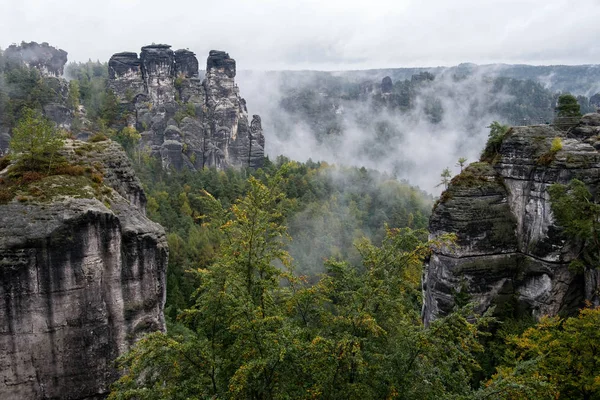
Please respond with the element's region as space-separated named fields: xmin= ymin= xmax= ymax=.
xmin=1 ymin=46 xmax=600 ymax=399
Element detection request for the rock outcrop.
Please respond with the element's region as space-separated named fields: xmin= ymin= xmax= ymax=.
xmin=0 ymin=140 xmax=168 ymax=399
xmin=108 ymin=45 xmax=265 ymax=170
xmin=4 ymin=41 xmax=68 ymax=77
xmin=0 ymin=42 xmax=73 ymax=134
xmin=423 ymin=116 xmax=600 ymax=324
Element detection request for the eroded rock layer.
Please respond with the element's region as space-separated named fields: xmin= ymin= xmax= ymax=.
xmin=108 ymin=45 xmax=265 ymax=170
xmin=0 ymin=141 xmax=168 ymax=400
xmin=423 ymin=115 xmax=600 ymax=324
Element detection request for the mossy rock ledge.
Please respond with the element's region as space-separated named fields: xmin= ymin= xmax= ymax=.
xmin=0 ymin=139 xmax=168 ymax=400
xmin=423 ymin=117 xmax=600 ymax=325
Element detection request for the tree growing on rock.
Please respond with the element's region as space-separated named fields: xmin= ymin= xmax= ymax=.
xmin=555 ymin=93 xmax=582 ymax=119
xmin=9 ymin=107 xmax=64 ymax=171
xmin=437 ymin=167 xmax=452 ymax=189
xmin=456 ymin=157 xmax=467 ymax=172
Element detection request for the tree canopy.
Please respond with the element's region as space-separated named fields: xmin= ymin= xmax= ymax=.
xmin=9 ymin=107 xmax=64 ymax=171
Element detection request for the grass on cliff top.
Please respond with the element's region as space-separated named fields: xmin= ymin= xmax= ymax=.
xmin=449 ymin=162 xmax=499 ymax=188
xmin=0 ymin=142 xmax=113 ymax=205
xmin=435 ymin=162 xmax=503 ymax=207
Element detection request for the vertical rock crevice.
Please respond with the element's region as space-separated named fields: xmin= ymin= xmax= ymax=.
xmin=423 ymin=118 xmax=600 ymax=324
xmin=0 ymin=143 xmax=168 ymax=400
xmin=108 ymin=45 xmax=265 ymax=171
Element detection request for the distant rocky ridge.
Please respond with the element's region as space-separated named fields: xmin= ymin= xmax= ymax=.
xmin=108 ymin=45 xmax=265 ymax=170
xmin=4 ymin=41 xmax=68 ymax=77
xmin=0 ymin=42 xmax=73 ymax=143
xmin=423 ymin=115 xmax=600 ymax=324
xmin=0 ymin=140 xmax=168 ymax=399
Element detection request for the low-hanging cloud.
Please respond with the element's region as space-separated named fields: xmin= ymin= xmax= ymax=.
xmin=238 ymin=69 xmax=518 ymax=193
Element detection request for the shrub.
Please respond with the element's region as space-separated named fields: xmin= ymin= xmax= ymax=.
xmin=0 ymin=155 xmax=11 ymax=171
xmin=9 ymin=108 xmax=64 ymax=171
xmin=481 ymin=121 xmax=510 ymax=163
xmin=21 ymin=171 xmax=46 ymax=183
xmin=537 ymin=137 xmax=563 ymax=166
xmin=89 ymin=133 xmax=108 ymax=142
xmin=54 ymin=164 xmax=86 ymax=176
xmin=550 ymin=137 xmax=563 ymax=153
xmin=91 ymin=173 xmax=104 ymax=184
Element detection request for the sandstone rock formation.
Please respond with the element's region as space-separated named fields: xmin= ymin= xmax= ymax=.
xmin=108 ymin=45 xmax=265 ymax=170
xmin=4 ymin=41 xmax=68 ymax=77
xmin=423 ymin=115 xmax=600 ymax=324
xmin=0 ymin=140 xmax=168 ymax=399
xmin=1 ymin=42 xmax=73 ymax=134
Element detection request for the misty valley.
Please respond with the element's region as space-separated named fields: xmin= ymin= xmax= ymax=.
xmin=1 ymin=40 xmax=600 ymax=400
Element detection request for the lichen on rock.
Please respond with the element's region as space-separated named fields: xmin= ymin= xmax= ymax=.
xmin=423 ymin=116 xmax=600 ymax=324
xmin=0 ymin=139 xmax=167 ymax=400
xmin=107 ymin=45 xmax=265 ymax=171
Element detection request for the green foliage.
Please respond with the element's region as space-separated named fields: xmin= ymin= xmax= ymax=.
xmin=174 ymin=103 xmax=196 ymax=125
xmin=67 ymin=80 xmax=80 ymax=109
xmin=99 ymin=89 xmax=119 ymax=125
xmin=437 ymin=167 xmax=452 ymax=189
xmin=456 ymin=157 xmax=468 ymax=172
xmin=481 ymin=121 xmax=510 ymax=162
xmin=110 ymin=175 xmax=490 ymax=398
xmin=0 ymin=63 xmax=56 ymax=126
xmin=112 ymin=126 xmax=141 ymax=153
xmin=548 ymin=179 xmax=600 ymax=270
xmin=134 ymin=157 xmax=432 ymax=307
xmin=550 ymin=136 xmax=562 ymax=153
xmin=555 ymin=93 xmax=582 ymax=118
xmin=64 ymin=60 xmax=109 ymax=121
xmin=481 ymin=307 xmax=600 ymax=399
xmin=9 ymin=108 xmax=64 ymax=171
xmin=536 ymin=136 xmax=563 ymax=166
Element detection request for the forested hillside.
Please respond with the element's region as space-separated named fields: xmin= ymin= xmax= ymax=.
xmin=1 ymin=43 xmax=600 ymax=399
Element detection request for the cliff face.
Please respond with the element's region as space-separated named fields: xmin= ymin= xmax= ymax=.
xmin=4 ymin=41 xmax=68 ymax=77
xmin=0 ymin=140 xmax=168 ymax=400
xmin=108 ymin=45 xmax=265 ymax=170
xmin=423 ymin=115 xmax=600 ymax=324
xmin=1 ymin=42 xmax=73 ymax=135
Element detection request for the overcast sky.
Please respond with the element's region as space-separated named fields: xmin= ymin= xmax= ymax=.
xmin=1 ymin=0 xmax=600 ymax=70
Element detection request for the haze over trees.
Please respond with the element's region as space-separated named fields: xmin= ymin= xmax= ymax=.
xmin=2 ymin=43 xmax=600 ymax=399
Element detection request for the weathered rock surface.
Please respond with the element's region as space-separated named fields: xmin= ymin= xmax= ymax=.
xmin=0 ymin=140 xmax=168 ymax=400
xmin=4 ymin=41 xmax=68 ymax=77
xmin=423 ymin=117 xmax=600 ymax=324
xmin=107 ymin=45 xmax=265 ymax=170
xmin=0 ymin=41 xmax=74 ymax=135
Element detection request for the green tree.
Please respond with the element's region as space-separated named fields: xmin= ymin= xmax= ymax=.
xmin=110 ymin=171 xmax=490 ymax=399
xmin=548 ymin=179 xmax=600 ymax=271
xmin=437 ymin=167 xmax=452 ymax=189
xmin=481 ymin=307 xmax=600 ymax=399
xmin=555 ymin=93 xmax=582 ymax=118
xmin=456 ymin=157 xmax=468 ymax=172
xmin=67 ymin=80 xmax=80 ymax=109
xmin=110 ymin=173 xmax=296 ymax=399
xmin=481 ymin=121 xmax=510 ymax=162
xmin=9 ymin=108 xmax=64 ymax=171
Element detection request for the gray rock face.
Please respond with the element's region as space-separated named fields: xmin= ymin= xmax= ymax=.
xmin=175 ymin=49 xmax=199 ymax=78
xmin=140 ymin=45 xmax=176 ymax=104
xmin=0 ymin=140 xmax=168 ymax=400
xmin=108 ymin=45 xmax=265 ymax=170
xmin=423 ymin=117 xmax=600 ymax=324
xmin=4 ymin=42 xmax=68 ymax=77
xmin=381 ymin=76 xmax=393 ymax=94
